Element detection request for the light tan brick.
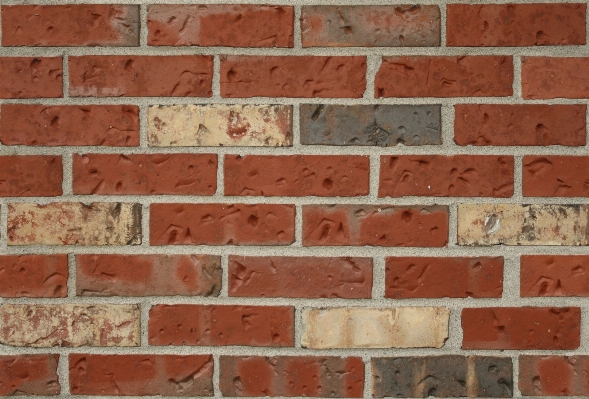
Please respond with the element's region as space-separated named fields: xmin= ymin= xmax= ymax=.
xmin=148 ymin=104 xmax=292 ymax=147
xmin=301 ymin=307 xmax=449 ymax=349
xmin=458 ymin=204 xmax=589 ymax=246
xmin=7 ymin=203 xmax=141 ymax=246
xmin=0 ymin=304 xmax=140 ymax=347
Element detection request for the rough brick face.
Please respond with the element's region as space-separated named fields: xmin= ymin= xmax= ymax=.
xmin=523 ymin=156 xmax=589 ymax=197
xmin=0 ymin=57 xmax=62 ymax=98
xmin=522 ymin=57 xmax=589 ymax=99
xmin=0 ymin=355 xmax=60 ymax=396
xmin=0 ymin=155 xmax=62 ymax=197
xmin=520 ymin=255 xmax=589 ymax=297
xmin=0 ymin=254 xmax=68 ymax=298
xmin=519 ymin=355 xmax=589 ymax=396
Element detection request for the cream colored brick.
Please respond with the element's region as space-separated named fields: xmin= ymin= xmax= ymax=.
xmin=458 ymin=204 xmax=589 ymax=246
xmin=0 ymin=304 xmax=140 ymax=347
xmin=301 ymin=307 xmax=449 ymax=349
xmin=148 ymin=104 xmax=292 ymax=147
xmin=7 ymin=202 xmax=141 ymax=246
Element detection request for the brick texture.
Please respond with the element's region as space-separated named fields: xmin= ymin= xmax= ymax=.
xmin=0 ymin=254 xmax=68 ymax=298
xmin=520 ymin=255 xmax=589 ymax=297
xmin=0 ymin=57 xmax=62 ymax=98
xmin=523 ymin=156 xmax=589 ymax=197
xmin=519 ymin=355 xmax=589 ymax=396
xmin=522 ymin=57 xmax=589 ymax=99
xmin=0 ymin=155 xmax=62 ymax=197
xmin=0 ymin=354 xmax=60 ymax=396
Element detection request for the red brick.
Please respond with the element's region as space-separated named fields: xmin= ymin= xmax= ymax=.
xmin=220 ymin=356 xmax=364 ymax=397
xmin=462 ymin=307 xmax=581 ymax=350
xmin=301 ymin=5 xmax=440 ymax=47
xmin=522 ymin=57 xmax=589 ymax=99
xmin=2 ymin=5 xmax=139 ymax=47
xmin=0 ymin=104 xmax=139 ymax=147
xmin=0 ymin=255 xmax=68 ymax=298
xmin=385 ymin=257 xmax=503 ymax=299
xmin=73 ymin=153 xmax=217 ymax=195
xmin=69 ymin=55 xmax=213 ymax=97
xmin=520 ymin=255 xmax=589 ymax=297
xmin=447 ymin=4 xmax=586 ymax=46
xmin=148 ymin=305 xmax=294 ymax=346
xmin=76 ymin=254 xmax=221 ymax=297
xmin=523 ymin=156 xmax=589 ymax=197
xmin=148 ymin=5 xmax=293 ymax=47
xmin=228 ymin=256 xmax=373 ymax=298
xmin=375 ymin=56 xmax=513 ymax=98
xmin=0 ymin=57 xmax=62 ymax=98
xmin=69 ymin=354 xmax=213 ymax=396
xmin=220 ymin=56 xmax=366 ymax=98
xmin=454 ymin=104 xmax=586 ymax=146
xmin=0 ymin=155 xmax=62 ymax=197
xmin=150 ymin=203 xmax=295 ymax=246
xmin=224 ymin=155 xmax=369 ymax=197
xmin=379 ymin=155 xmax=514 ymax=197
xmin=519 ymin=355 xmax=589 ymax=396
xmin=303 ymin=205 xmax=448 ymax=247
xmin=0 ymin=354 xmax=60 ymax=396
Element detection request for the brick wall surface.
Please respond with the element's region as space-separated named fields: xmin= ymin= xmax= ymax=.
xmin=0 ymin=1 xmax=588 ymax=398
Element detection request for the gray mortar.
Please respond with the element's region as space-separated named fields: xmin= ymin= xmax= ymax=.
xmin=0 ymin=1 xmax=589 ymax=399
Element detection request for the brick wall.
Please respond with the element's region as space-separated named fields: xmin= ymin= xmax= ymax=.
xmin=0 ymin=1 xmax=588 ymax=398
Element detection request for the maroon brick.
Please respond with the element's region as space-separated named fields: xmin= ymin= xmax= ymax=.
xmin=0 ymin=57 xmax=62 ymax=98
xmin=519 ymin=355 xmax=589 ymax=396
xmin=0 ymin=255 xmax=68 ymax=298
xmin=0 ymin=354 xmax=60 ymax=396
xmin=522 ymin=57 xmax=589 ymax=99
xmin=523 ymin=156 xmax=589 ymax=197
xmin=0 ymin=156 xmax=62 ymax=197
xmin=521 ymin=255 xmax=589 ymax=297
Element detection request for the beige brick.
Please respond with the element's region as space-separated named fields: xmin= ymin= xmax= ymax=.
xmin=301 ymin=307 xmax=449 ymax=349
xmin=7 ymin=202 xmax=141 ymax=246
xmin=458 ymin=204 xmax=589 ymax=246
xmin=0 ymin=304 xmax=140 ymax=347
xmin=148 ymin=104 xmax=292 ymax=147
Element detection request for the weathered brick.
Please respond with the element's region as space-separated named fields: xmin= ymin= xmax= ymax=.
xmin=73 ymin=153 xmax=217 ymax=195
xmin=372 ymin=356 xmax=513 ymax=398
xmin=300 ymin=104 xmax=441 ymax=146
xmin=454 ymin=104 xmax=586 ymax=146
xmin=522 ymin=57 xmax=589 ymax=99
xmin=149 ymin=305 xmax=294 ymax=347
xmin=69 ymin=354 xmax=213 ymax=396
xmin=228 ymin=256 xmax=372 ymax=298
xmin=301 ymin=5 xmax=440 ymax=47
xmin=457 ymin=204 xmax=589 ymax=246
xmin=220 ymin=356 xmax=364 ymax=397
xmin=0 ymin=57 xmax=62 ymax=98
xmin=2 ymin=5 xmax=139 ymax=46
xmin=447 ymin=4 xmax=586 ymax=46
xmin=385 ymin=257 xmax=503 ymax=299
xmin=462 ymin=307 xmax=580 ymax=350
xmin=148 ymin=104 xmax=292 ymax=147
xmin=0 ymin=254 xmax=68 ymax=298
xmin=0 ymin=304 xmax=140 ymax=347
xmin=69 ymin=55 xmax=213 ymax=97
xmin=220 ymin=56 xmax=366 ymax=98
xmin=148 ymin=5 xmax=293 ymax=47
xmin=379 ymin=155 xmax=514 ymax=197
xmin=0 ymin=155 xmax=62 ymax=197
xmin=519 ymin=355 xmax=589 ymax=396
xmin=520 ymin=255 xmax=589 ymax=297
xmin=375 ymin=56 xmax=513 ymax=98
xmin=301 ymin=307 xmax=449 ymax=349
xmin=76 ymin=254 xmax=221 ymax=297
xmin=0 ymin=354 xmax=60 ymax=396
xmin=0 ymin=104 xmax=140 ymax=146
xmin=225 ymin=155 xmax=370 ymax=197
xmin=8 ymin=202 xmax=142 ymax=246
xmin=303 ymin=205 xmax=448 ymax=247
xmin=523 ymin=156 xmax=589 ymax=197
xmin=150 ymin=203 xmax=295 ymax=246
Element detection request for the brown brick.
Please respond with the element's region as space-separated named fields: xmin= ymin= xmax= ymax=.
xmin=225 ymin=155 xmax=370 ymax=197
xmin=228 ymin=256 xmax=372 ymax=298
xmin=375 ymin=56 xmax=513 ymax=98
xmin=520 ymin=255 xmax=589 ymax=297
xmin=462 ymin=307 xmax=581 ymax=350
xmin=69 ymin=55 xmax=213 ymax=97
xmin=148 ymin=305 xmax=294 ymax=347
xmin=454 ymin=104 xmax=586 ymax=146
xmin=0 ymin=156 xmax=62 ymax=197
xmin=150 ymin=203 xmax=295 ymax=246
xmin=303 ymin=205 xmax=448 ymax=247
xmin=69 ymin=354 xmax=213 ymax=396
xmin=519 ymin=355 xmax=589 ymax=396
xmin=379 ymin=155 xmax=514 ymax=197
xmin=523 ymin=57 xmax=589 ymax=99
xmin=148 ymin=5 xmax=293 ymax=47
xmin=523 ymin=156 xmax=589 ymax=197
xmin=0 ymin=254 xmax=68 ymax=298
xmin=220 ymin=56 xmax=366 ymax=98
xmin=447 ymin=4 xmax=586 ymax=46
xmin=2 ymin=5 xmax=139 ymax=46
xmin=301 ymin=5 xmax=440 ymax=47
xmin=385 ymin=257 xmax=503 ymax=299
xmin=220 ymin=356 xmax=364 ymax=397
xmin=0 ymin=354 xmax=60 ymax=396
xmin=0 ymin=57 xmax=62 ymax=98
